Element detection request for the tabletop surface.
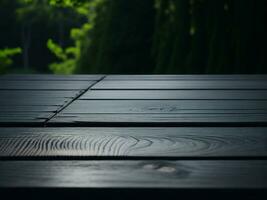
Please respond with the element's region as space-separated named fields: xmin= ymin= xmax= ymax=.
xmin=0 ymin=74 xmax=267 ymax=199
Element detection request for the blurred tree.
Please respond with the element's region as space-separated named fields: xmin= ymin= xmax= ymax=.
xmin=151 ymin=0 xmax=267 ymax=74
xmin=205 ymin=0 xmax=234 ymax=73
xmin=153 ymin=0 xmax=191 ymax=73
xmin=0 ymin=0 xmax=21 ymax=70
xmin=231 ymin=0 xmax=267 ymax=73
xmin=16 ymin=0 xmax=86 ymax=72
xmin=1 ymin=0 xmax=266 ymax=74
xmin=77 ymin=0 xmax=155 ymax=74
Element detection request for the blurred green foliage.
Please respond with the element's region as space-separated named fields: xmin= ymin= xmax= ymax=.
xmin=0 ymin=0 xmax=86 ymax=74
xmin=0 ymin=0 xmax=266 ymax=74
xmin=0 ymin=48 xmax=21 ymax=74
xmin=78 ymin=0 xmax=266 ymax=74
xmin=47 ymin=39 xmax=76 ymax=74
xmin=47 ymin=0 xmax=101 ymax=74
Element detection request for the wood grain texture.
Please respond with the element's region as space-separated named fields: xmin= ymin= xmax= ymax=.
xmin=0 ymin=109 xmax=58 ymax=124
xmin=0 ymin=112 xmax=52 ymax=126
xmin=0 ymin=83 xmax=85 ymax=124
xmin=81 ymin=90 xmax=267 ymax=100
xmin=0 ymin=160 xmax=266 ymax=188
xmin=0 ymin=75 xmax=267 ymax=193
xmin=50 ymin=99 xmax=267 ymax=125
xmin=0 ymin=91 xmax=81 ymax=106
xmin=104 ymin=75 xmax=267 ymax=80
xmin=60 ymin=100 xmax=267 ymax=113
xmin=0 ymin=127 xmax=266 ymax=158
xmin=0 ymin=80 xmax=95 ymax=90
xmin=0 ymin=108 xmax=57 ymax=124
xmin=0 ymin=98 xmax=69 ymax=106
xmin=92 ymin=80 xmax=267 ymax=90
xmin=0 ymin=112 xmax=51 ymax=123
xmin=0 ymin=105 xmax=59 ymax=112
xmin=0 ymin=90 xmax=81 ymax=98
xmin=49 ymin=113 xmax=267 ymax=124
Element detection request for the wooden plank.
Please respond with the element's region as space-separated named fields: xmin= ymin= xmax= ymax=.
xmin=49 ymin=113 xmax=267 ymax=124
xmin=0 ymin=105 xmax=59 ymax=112
xmin=0 ymin=160 xmax=266 ymax=188
xmin=92 ymin=80 xmax=267 ymax=90
xmin=1 ymin=74 xmax=104 ymax=81
xmin=0 ymin=113 xmax=51 ymax=118
xmin=0 ymin=127 xmax=266 ymax=158
xmin=51 ymin=98 xmax=267 ymax=123
xmin=81 ymin=90 xmax=267 ymax=100
xmin=0 ymin=80 xmax=96 ymax=90
xmin=0 ymin=90 xmax=81 ymax=98
xmin=0 ymin=85 xmax=89 ymax=125
xmin=0 ymin=91 xmax=79 ymax=106
xmin=0 ymin=98 xmax=69 ymax=106
xmin=0 ymin=89 xmax=82 ymax=124
xmin=0 ymin=112 xmax=52 ymax=124
xmin=59 ymin=100 xmax=267 ymax=113
xmin=0 ymin=105 xmax=61 ymax=123
xmin=105 ymin=75 xmax=267 ymax=80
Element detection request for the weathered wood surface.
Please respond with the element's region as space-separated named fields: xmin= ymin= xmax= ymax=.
xmin=92 ymin=80 xmax=267 ymax=90
xmin=81 ymin=90 xmax=267 ymax=100
xmin=0 ymin=127 xmax=266 ymax=158
xmin=0 ymin=90 xmax=82 ymax=124
xmin=60 ymin=100 xmax=267 ymax=112
xmin=0 ymin=75 xmax=267 ymax=194
xmin=0 ymin=75 xmax=101 ymax=124
xmin=0 ymin=80 xmax=96 ymax=90
xmin=0 ymin=91 xmax=81 ymax=106
xmin=1 ymin=75 xmax=267 ymax=125
xmin=49 ymin=113 xmax=267 ymax=125
xmin=0 ymin=90 xmax=81 ymax=98
xmin=0 ymin=160 xmax=266 ymax=188
xmin=49 ymin=99 xmax=267 ymax=125
xmin=0 ymin=93 xmax=70 ymax=124
xmin=104 ymin=75 xmax=267 ymax=80
xmin=48 ymin=76 xmax=267 ymax=125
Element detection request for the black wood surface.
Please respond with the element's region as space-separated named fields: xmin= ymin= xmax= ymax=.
xmin=0 ymin=75 xmax=102 ymax=124
xmin=92 ymin=80 xmax=267 ymax=90
xmin=49 ymin=113 xmax=267 ymax=125
xmin=104 ymin=75 xmax=267 ymax=80
xmin=80 ymin=90 xmax=267 ymax=100
xmin=0 ymin=80 xmax=96 ymax=90
xmin=0 ymin=127 xmax=266 ymax=158
xmin=0 ymin=160 xmax=266 ymax=188
xmin=0 ymin=90 xmax=81 ymax=98
xmin=49 ymin=99 xmax=267 ymax=125
xmin=60 ymin=100 xmax=267 ymax=112
xmin=0 ymin=93 xmax=71 ymax=124
xmin=0 ymin=75 xmax=267 ymax=196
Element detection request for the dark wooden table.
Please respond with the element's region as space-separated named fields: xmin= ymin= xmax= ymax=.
xmin=0 ymin=74 xmax=267 ymax=199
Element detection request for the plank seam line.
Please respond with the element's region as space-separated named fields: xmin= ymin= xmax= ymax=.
xmin=46 ymin=122 xmax=267 ymax=128
xmin=91 ymin=89 xmax=267 ymax=91
xmin=44 ymin=75 xmax=107 ymax=126
xmin=1 ymin=156 xmax=267 ymax=161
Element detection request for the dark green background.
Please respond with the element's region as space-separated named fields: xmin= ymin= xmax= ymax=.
xmin=1 ymin=0 xmax=266 ymax=74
